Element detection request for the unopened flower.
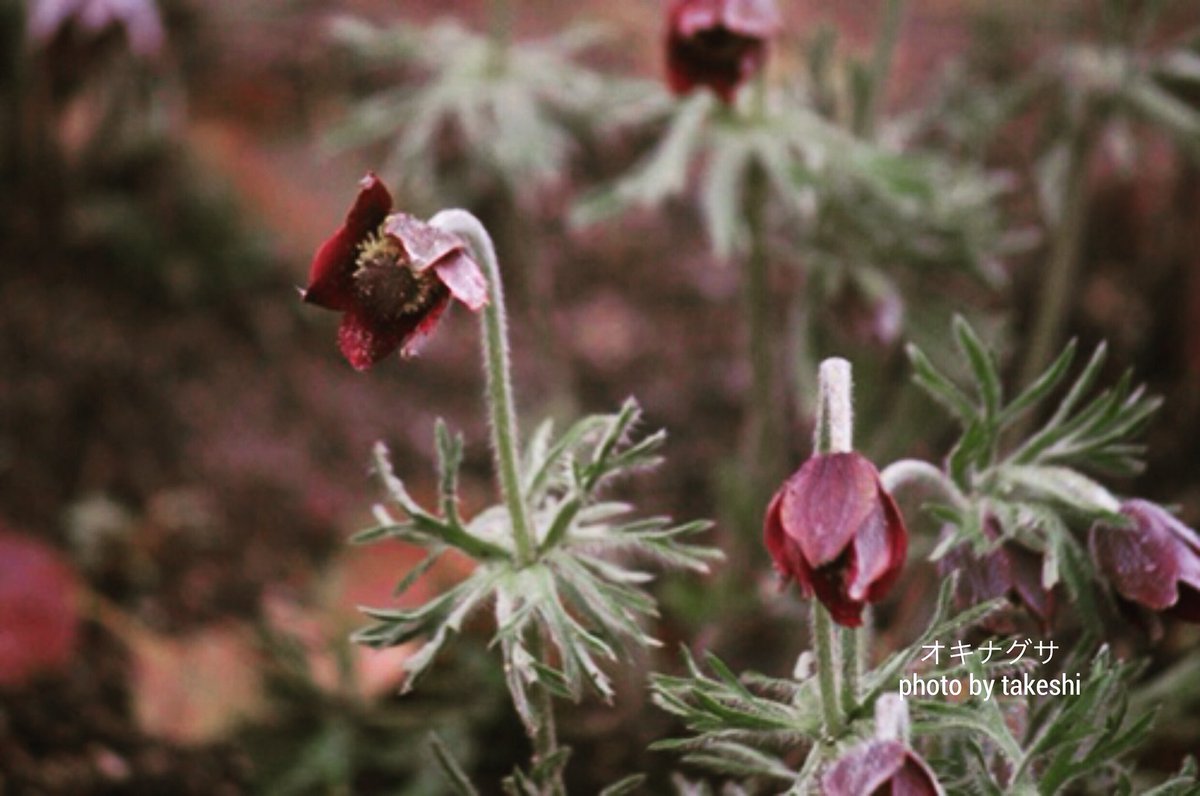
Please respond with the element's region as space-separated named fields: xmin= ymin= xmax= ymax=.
xmin=665 ymin=0 xmax=782 ymax=103
xmin=1090 ymin=499 xmax=1200 ymax=623
xmin=303 ymin=174 xmax=488 ymax=370
xmin=938 ymin=519 xmax=1054 ymax=630
xmin=822 ymin=739 xmax=943 ymax=796
xmin=0 ymin=530 xmax=80 ymax=686
xmin=764 ymin=452 xmax=908 ymax=627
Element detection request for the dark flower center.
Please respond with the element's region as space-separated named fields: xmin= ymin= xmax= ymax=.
xmin=353 ymin=231 xmax=446 ymax=322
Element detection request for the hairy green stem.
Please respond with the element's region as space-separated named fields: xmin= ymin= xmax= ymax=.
xmin=879 ymin=459 xmax=968 ymax=508
xmin=743 ymin=163 xmax=782 ymax=496
xmin=1017 ymin=127 xmax=1092 ymax=391
xmin=811 ymin=604 xmax=844 ymax=738
xmin=430 ymin=210 xmax=536 ymax=565
xmin=430 ymin=210 xmax=563 ymax=793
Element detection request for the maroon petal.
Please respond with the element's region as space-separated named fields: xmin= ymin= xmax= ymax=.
xmin=809 ymin=550 xmax=865 ymax=627
xmin=1008 ymin=542 xmax=1054 ymax=626
xmin=780 ymin=453 xmax=878 ymax=568
xmin=892 ymin=754 xmax=943 ymax=796
xmin=304 ymin=174 xmax=393 ymax=311
xmin=1090 ymin=519 xmax=1181 ymax=612
xmin=337 ymin=311 xmax=407 ymax=371
xmin=397 ymin=294 xmax=451 ymax=358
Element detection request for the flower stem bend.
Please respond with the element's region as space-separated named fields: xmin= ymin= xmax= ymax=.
xmin=430 ymin=209 xmax=536 ymax=565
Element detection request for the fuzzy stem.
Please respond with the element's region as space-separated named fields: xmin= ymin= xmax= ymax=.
xmin=879 ymin=459 xmax=968 ymax=508
xmin=811 ymin=604 xmax=843 ymax=738
xmin=489 ymin=0 xmax=512 ymax=67
xmin=430 ymin=210 xmax=537 ymax=565
xmin=1017 ymin=127 xmax=1092 ymax=391
xmin=812 ymin=358 xmax=857 ymax=736
xmin=430 ymin=210 xmax=562 ymax=793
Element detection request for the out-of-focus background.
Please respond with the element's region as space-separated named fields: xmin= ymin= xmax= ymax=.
xmin=1 ymin=0 xmax=1198 ymax=792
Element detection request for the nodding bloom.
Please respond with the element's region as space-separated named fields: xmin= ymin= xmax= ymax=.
xmin=938 ymin=519 xmax=1055 ymax=631
xmin=764 ymin=452 xmax=908 ymax=627
xmin=302 ymin=174 xmax=488 ymax=370
xmin=822 ymin=739 xmax=944 ymax=796
xmin=665 ymin=0 xmax=782 ymax=104
xmin=1090 ymin=499 xmax=1200 ymax=623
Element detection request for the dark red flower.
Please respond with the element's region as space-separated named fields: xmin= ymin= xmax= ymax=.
xmin=1090 ymin=499 xmax=1200 ymax=623
xmin=665 ymin=0 xmax=782 ymax=103
xmin=302 ymin=174 xmax=488 ymax=370
xmin=0 ymin=531 xmax=80 ymax=687
xmin=764 ymin=452 xmax=908 ymax=627
xmin=938 ymin=519 xmax=1055 ymax=631
xmin=822 ymin=739 xmax=943 ymax=796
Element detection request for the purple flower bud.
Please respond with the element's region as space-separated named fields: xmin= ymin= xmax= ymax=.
xmin=1090 ymin=499 xmax=1200 ymax=623
xmin=764 ymin=452 xmax=908 ymax=627
xmin=938 ymin=519 xmax=1055 ymax=630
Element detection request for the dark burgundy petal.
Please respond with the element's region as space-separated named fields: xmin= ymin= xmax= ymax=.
xmin=891 ymin=754 xmax=943 ymax=796
xmin=809 ymin=550 xmax=865 ymax=627
xmin=397 ymin=294 xmax=451 ymax=358
xmin=780 ymin=452 xmax=878 ymax=567
xmin=764 ymin=487 xmax=789 ymax=576
xmin=1091 ymin=509 xmax=1183 ymax=612
xmin=665 ymin=0 xmax=779 ymax=103
xmin=337 ymin=311 xmax=409 ymax=371
xmin=0 ymin=531 xmax=79 ymax=686
xmin=304 ymin=174 xmax=393 ymax=311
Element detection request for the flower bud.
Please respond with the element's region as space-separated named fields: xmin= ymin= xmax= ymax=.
xmin=1090 ymin=499 xmax=1200 ymax=623
xmin=822 ymin=738 xmax=943 ymax=796
xmin=763 ymin=452 xmax=908 ymax=627
xmin=938 ymin=518 xmax=1055 ymax=631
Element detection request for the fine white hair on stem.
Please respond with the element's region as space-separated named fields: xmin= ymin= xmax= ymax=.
xmin=816 ymin=357 xmax=854 ymax=454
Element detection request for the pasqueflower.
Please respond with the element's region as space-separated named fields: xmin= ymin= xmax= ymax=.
xmin=822 ymin=739 xmax=943 ymax=796
xmin=1090 ymin=499 xmax=1200 ymax=623
xmin=764 ymin=452 xmax=908 ymax=627
xmin=302 ymin=174 xmax=488 ymax=370
xmin=938 ymin=519 xmax=1054 ymax=630
xmin=0 ymin=530 xmax=79 ymax=686
xmin=665 ymin=0 xmax=782 ymax=103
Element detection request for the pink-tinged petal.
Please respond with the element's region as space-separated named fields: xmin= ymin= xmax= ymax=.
xmin=305 ymin=174 xmax=393 ymax=311
xmin=724 ymin=0 xmax=782 ymax=37
xmin=846 ymin=501 xmax=891 ymax=602
xmin=398 ymin=294 xmax=451 ymax=358
xmin=337 ymin=311 xmax=405 ymax=371
xmin=670 ymin=0 xmax=721 ymax=36
xmin=1090 ymin=518 xmax=1181 ymax=612
xmin=433 ymin=251 xmax=489 ymax=311
xmin=822 ymin=740 xmax=908 ymax=796
xmin=780 ymin=453 xmax=877 ymax=567
xmin=865 ymin=487 xmax=908 ymax=603
xmin=763 ymin=487 xmax=789 ymax=577
xmin=383 ymin=213 xmax=464 ymax=272
xmin=823 ymin=740 xmax=941 ymax=796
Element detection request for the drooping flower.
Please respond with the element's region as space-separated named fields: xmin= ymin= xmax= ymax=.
xmin=1090 ymin=499 xmax=1200 ymax=623
xmin=938 ymin=519 xmax=1055 ymax=631
xmin=665 ymin=0 xmax=782 ymax=104
xmin=302 ymin=174 xmax=488 ymax=370
xmin=822 ymin=739 xmax=943 ymax=796
xmin=0 ymin=530 xmax=80 ymax=686
xmin=764 ymin=452 xmax=908 ymax=627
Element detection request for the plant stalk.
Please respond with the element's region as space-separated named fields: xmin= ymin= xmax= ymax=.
xmin=1017 ymin=127 xmax=1092 ymax=391
xmin=430 ymin=210 xmax=563 ymax=793
xmin=858 ymin=0 xmax=906 ymax=137
xmin=812 ymin=358 xmax=859 ymax=735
